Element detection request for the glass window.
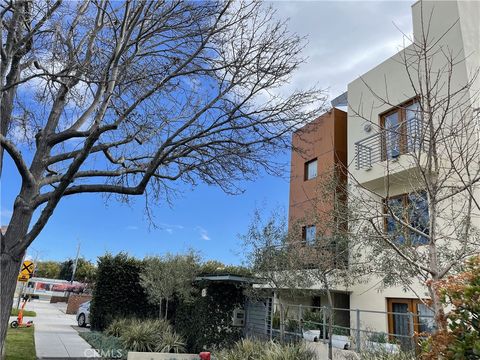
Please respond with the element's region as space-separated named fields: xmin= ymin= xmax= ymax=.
xmin=417 ymin=303 xmax=436 ymax=333
xmin=304 ymin=225 xmax=316 ymax=245
xmin=408 ymin=192 xmax=429 ymax=245
xmin=382 ymin=99 xmax=422 ymax=160
xmin=386 ymin=196 xmax=406 ymax=244
xmin=405 ymin=102 xmax=421 ymax=151
xmin=305 ymin=159 xmax=317 ymax=180
xmin=385 ymin=191 xmax=429 ymax=245
xmin=384 ymin=111 xmax=402 ymax=160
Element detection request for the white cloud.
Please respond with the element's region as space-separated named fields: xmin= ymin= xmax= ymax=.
xmin=195 ymin=226 xmax=211 ymax=241
xmin=270 ymin=1 xmax=413 ymax=99
xmin=159 ymin=223 xmax=184 ymax=235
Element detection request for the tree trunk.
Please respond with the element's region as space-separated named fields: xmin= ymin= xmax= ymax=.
xmin=164 ymin=298 xmax=169 ymax=320
xmin=0 ymin=254 xmax=23 ymax=359
xmin=428 ymin=283 xmax=447 ymax=333
xmin=326 ymin=291 xmax=334 ymax=360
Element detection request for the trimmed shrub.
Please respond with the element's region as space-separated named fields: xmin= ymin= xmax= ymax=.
xmin=120 ymin=321 xmax=158 ymax=352
xmin=175 ymin=282 xmax=244 ymax=352
xmin=90 ymin=253 xmax=153 ymax=331
xmin=106 ymin=318 xmax=171 ymax=339
xmin=156 ymin=331 xmax=187 ymax=353
xmin=105 ymin=318 xmax=136 ymax=338
xmin=80 ymin=331 xmax=126 ymax=359
xmin=214 ymin=339 xmax=315 ymax=360
xmin=104 ymin=317 xmax=185 ymax=354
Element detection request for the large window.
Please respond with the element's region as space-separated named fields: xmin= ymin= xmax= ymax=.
xmin=385 ymin=191 xmax=429 ymax=245
xmin=304 ymin=159 xmax=317 ymax=180
xmin=381 ymin=99 xmax=422 ymax=160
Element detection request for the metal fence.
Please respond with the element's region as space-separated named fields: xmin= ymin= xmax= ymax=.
xmin=245 ymin=302 xmax=435 ymax=354
xmin=354 ymin=117 xmax=425 ymax=170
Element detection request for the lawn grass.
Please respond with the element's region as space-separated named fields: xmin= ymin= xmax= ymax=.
xmin=5 ymin=326 xmax=36 ymax=360
xmin=10 ymin=308 xmax=36 ymax=317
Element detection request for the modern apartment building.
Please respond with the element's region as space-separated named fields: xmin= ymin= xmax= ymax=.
xmin=282 ymin=0 xmax=480 ymax=341
xmin=285 ymin=108 xmax=350 ymax=321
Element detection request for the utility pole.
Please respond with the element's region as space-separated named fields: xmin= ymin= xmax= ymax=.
xmin=70 ymin=242 xmax=81 ymax=284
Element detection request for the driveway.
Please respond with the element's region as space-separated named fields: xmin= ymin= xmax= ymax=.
xmin=15 ymin=299 xmax=99 ymax=359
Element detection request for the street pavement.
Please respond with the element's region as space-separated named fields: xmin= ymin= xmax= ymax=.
xmin=11 ymin=299 xmax=99 ymax=359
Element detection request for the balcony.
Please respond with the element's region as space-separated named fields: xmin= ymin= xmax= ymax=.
xmin=354 ymin=117 xmax=425 ymax=170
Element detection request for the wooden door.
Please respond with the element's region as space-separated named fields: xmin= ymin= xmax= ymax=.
xmin=387 ymin=298 xmax=435 ymax=348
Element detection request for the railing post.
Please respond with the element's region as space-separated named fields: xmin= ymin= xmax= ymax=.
xmin=299 ymin=304 xmax=303 ymax=339
xmin=356 ymin=309 xmax=361 ymax=352
xmin=367 ymin=147 xmax=372 ymax=169
xmin=409 ymin=312 xmax=415 ymax=351
xmin=355 ymin=144 xmax=360 ymax=170
xmin=322 ymin=306 xmax=327 ymax=342
xmin=269 ymin=299 xmax=273 ymax=341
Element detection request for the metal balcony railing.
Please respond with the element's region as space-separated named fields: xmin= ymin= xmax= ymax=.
xmin=354 ymin=117 xmax=425 ymax=170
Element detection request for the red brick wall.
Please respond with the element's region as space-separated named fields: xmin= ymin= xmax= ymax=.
xmin=66 ymin=294 xmax=92 ymax=314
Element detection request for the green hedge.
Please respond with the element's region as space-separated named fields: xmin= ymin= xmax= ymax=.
xmin=175 ymin=282 xmax=245 ymax=353
xmin=90 ymin=253 xmax=153 ymax=331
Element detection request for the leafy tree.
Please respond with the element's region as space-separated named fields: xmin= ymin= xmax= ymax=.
xmin=0 ymin=1 xmax=325 ymax=351
xmin=241 ymin=174 xmax=365 ymax=359
xmin=140 ymin=252 xmax=200 ymax=319
xmin=285 ymin=171 xmax=366 ymax=359
xmin=33 ymin=260 xmax=61 ymax=279
xmin=241 ymin=207 xmax=314 ymax=343
xmin=58 ymin=257 xmax=96 ymax=283
xmin=422 ymin=256 xmax=480 ymax=359
xmin=199 ymin=260 xmax=252 ymax=277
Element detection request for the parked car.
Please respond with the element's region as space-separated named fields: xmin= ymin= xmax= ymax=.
xmin=76 ymin=301 xmax=90 ymax=327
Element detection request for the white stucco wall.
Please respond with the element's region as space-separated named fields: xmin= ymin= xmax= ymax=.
xmin=345 ymin=0 xmax=480 ymax=333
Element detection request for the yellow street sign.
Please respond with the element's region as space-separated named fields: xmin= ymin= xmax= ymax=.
xmin=17 ymin=273 xmax=30 ymax=282
xmin=18 ymin=260 xmax=35 ymax=282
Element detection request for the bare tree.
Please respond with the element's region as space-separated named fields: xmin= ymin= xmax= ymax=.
xmin=241 ymin=180 xmax=367 ymax=359
xmin=348 ymin=2 xmax=480 ymax=334
xmin=241 ymin=207 xmax=313 ymax=343
xmin=0 ymin=0 xmax=326 ymax=353
xmin=287 ymin=170 xmax=368 ymax=359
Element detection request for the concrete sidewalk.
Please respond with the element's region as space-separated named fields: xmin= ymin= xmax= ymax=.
xmin=20 ymin=299 xmax=99 ymax=359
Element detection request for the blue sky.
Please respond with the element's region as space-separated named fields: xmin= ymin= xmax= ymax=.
xmin=1 ymin=150 xmax=291 ymax=264
xmin=1 ymin=1 xmax=413 ymax=265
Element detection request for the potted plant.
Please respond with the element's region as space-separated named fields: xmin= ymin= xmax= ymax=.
xmin=331 ymin=327 xmax=350 ymax=350
xmin=365 ymin=332 xmax=400 ymax=353
xmin=301 ymin=310 xmax=324 ymax=342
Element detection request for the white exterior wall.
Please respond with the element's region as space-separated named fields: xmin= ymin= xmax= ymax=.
xmin=280 ymin=0 xmax=480 ymax=335
xmin=346 ymin=0 xmax=480 ymax=333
